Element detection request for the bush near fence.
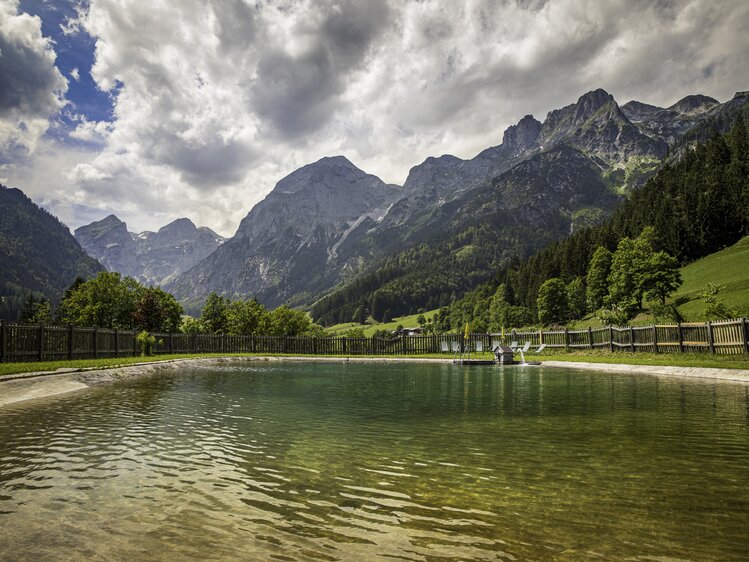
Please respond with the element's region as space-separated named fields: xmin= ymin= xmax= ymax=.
xmin=0 ymin=319 xmax=748 ymax=363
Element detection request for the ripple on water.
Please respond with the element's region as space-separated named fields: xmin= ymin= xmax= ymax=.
xmin=0 ymin=364 xmax=748 ymax=561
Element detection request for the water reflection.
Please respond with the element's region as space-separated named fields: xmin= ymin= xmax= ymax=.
xmin=0 ymin=363 xmax=748 ymax=561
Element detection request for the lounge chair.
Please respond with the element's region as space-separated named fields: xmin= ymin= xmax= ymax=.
xmin=491 ymin=339 xmax=500 ymax=350
xmin=475 ymin=341 xmax=483 ymax=353
xmin=508 ymin=340 xmax=518 ymax=350
xmin=519 ymin=342 xmax=531 ymax=353
xmin=440 ymin=341 xmax=449 ymax=353
xmin=451 ymin=341 xmax=460 ymax=353
xmin=534 ymin=343 xmax=546 ymax=354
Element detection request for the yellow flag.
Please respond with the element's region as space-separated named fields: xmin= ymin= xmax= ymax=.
xmin=501 ymin=326 xmax=505 ymax=339
xmin=464 ymin=323 xmax=470 ymax=340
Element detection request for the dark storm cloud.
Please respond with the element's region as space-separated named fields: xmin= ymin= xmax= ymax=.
xmin=0 ymin=34 xmax=63 ymax=115
xmin=155 ymin=135 xmax=256 ymax=188
xmin=0 ymin=10 xmax=66 ymax=117
xmin=251 ymin=0 xmax=391 ymax=138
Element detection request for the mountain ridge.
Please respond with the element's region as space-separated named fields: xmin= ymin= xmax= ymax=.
xmin=75 ymin=214 xmax=225 ymax=287
xmin=0 ymin=185 xmax=104 ymax=319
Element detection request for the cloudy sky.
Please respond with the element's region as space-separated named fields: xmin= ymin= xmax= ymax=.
xmin=1 ymin=0 xmax=748 ymax=236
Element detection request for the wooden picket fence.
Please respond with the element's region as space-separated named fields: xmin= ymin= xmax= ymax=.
xmin=0 ymin=318 xmax=747 ymax=364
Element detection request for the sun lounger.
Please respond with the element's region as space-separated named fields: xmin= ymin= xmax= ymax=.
xmin=440 ymin=341 xmax=449 ymax=353
xmin=534 ymin=343 xmax=546 ymax=353
xmin=491 ymin=339 xmax=500 ymax=350
xmin=475 ymin=341 xmax=483 ymax=353
xmin=508 ymin=340 xmax=518 ymax=350
xmin=451 ymin=341 xmax=460 ymax=353
xmin=519 ymin=342 xmax=531 ymax=353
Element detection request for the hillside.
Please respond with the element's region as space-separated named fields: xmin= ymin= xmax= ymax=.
xmin=310 ymin=90 xmax=749 ymax=326
xmin=442 ymin=111 xmax=749 ymax=332
xmin=674 ymin=236 xmax=749 ymax=319
xmin=0 ymin=185 xmax=104 ymax=319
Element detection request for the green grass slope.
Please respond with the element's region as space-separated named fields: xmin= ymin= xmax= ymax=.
xmin=674 ymin=235 xmax=749 ymax=319
xmin=326 ymin=309 xmax=441 ymax=336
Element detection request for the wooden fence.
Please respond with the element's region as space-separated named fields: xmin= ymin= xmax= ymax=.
xmin=0 ymin=318 xmax=747 ymax=364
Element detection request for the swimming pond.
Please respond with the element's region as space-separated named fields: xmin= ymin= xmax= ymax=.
xmin=1 ymin=362 xmax=747 ymax=560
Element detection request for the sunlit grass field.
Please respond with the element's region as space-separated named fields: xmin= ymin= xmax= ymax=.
xmin=1 ymin=349 xmax=748 ymax=378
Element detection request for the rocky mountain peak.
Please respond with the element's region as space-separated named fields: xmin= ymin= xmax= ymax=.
xmin=572 ymin=88 xmax=615 ymax=123
xmin=158 ymin=217 xmax=198 ymax=237
xmin=668 ymin=94 xmax=719 ymax=114
xmin=74 ymin=214 xmax=140 ymax=278
xmin=501 ymin=114 xmax=542 ymax=154
xmin=235 ymin=155 xmax=398 ymax=241
xmin=272 ymin=155 xmax=366 ymax=195
xmin=74 ymin=214 xmax=130 ymax=241
xmin=620 ymin=100 xmax=665 ymax=122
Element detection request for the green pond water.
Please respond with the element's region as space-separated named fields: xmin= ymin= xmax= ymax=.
xmin=1 ymin=362 xmax=748 ymax=561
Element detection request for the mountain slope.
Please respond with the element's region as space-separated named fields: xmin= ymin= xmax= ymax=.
xmin=443 ymin=113 xmax=749 ymax=331
xmin=75 ymin=215 xmax=225 ymax=286
xmin=311 ymin=146 xmax=620 ymax=324
xmin=0 ymin=185 xmax=103 ymax=319
xmin=75 ymin=215 xmax=141 ymax=278
xmin=310 ymin=91 xmax=749 ymax=325
xmin=167 ymin=156 xmax=401 ymax=309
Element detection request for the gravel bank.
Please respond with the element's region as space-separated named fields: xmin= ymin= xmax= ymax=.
xmin=542 ymin=360 xmax=749 ymax=383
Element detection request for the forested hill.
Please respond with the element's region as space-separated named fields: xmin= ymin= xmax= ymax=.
xmin=311 ymin=95 xmax=749 ymax=327
xmin=446 ymin=110 xmax=749 ymax=330
xmin=0 ymin=186 xmax=104 ymax=320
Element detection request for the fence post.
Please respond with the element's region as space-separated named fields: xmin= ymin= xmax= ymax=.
xmin=401 ymin=335 xmax=406 ymax=355
xmin=564 ymin=328 xmax=569 ymax=350
xmin=609 ymin=326 xmax=614 ymax=353
xmin=587 ymin=326 xmax=593 ymax=349
xmin=68 ymin=325 xmax=74 ymax=360
xmin=629 ymin=326 xmax=635 ymax=353
xmin=115 ymin=328 xmax=119 ymax=358
xmin=539 ymin=329 xmax=544 ymax=345
xmin=677 ymin=322 xmax=684 ymax=353
xmin=0 ymin=320 xmax=5 ymax=363
xmin=706 ymin=321 xmax=715 ymax=354
xmin=742 ymin=318 xmax=749 ymax=355
xmin=38 ymin=323 xmax=45 ymax=362
xmin=93 ymin=326 xmax=98 ymax=359
xmin=651 ymin=325 xmax=658 ymax=353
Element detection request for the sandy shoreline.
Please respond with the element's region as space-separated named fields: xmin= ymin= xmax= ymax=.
xmin=1 ymin=355 xmax=748 ymax=408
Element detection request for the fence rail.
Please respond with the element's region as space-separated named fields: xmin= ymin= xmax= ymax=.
xmin=0 ymin=318 xmax=748 ymax=364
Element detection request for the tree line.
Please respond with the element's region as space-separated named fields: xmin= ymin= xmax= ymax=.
xmin=15 ymin=272 xmax=327 ymax=337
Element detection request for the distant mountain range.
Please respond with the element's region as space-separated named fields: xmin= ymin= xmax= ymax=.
xmin=74 ymin=215 xmax=225 ymax=287
xmin=3 ymin=87 xmax=747 ymax=323
xmin=167 ymin=87 xmax=749 ymax=319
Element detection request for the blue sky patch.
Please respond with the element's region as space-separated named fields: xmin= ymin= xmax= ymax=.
xmin=19 ymin=0 xmax=114 ymax=143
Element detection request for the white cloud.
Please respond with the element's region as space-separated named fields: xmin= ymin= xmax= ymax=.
xmin=3 ymin=0 xmax=749 ymax=236
xmin=68 ymin=116 xmax=111 ymax=142
xmin=0 ymin=0 xmax=68 ymax=154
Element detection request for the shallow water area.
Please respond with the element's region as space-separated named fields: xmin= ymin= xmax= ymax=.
xmin=1 ymin=361 xmax=748 ymax=561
